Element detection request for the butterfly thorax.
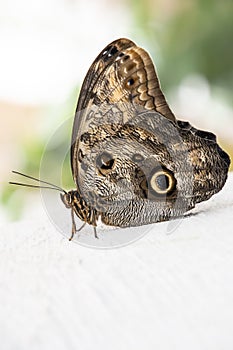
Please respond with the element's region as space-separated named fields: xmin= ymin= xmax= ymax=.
xmin=60 ymin=190 xmax=99 ymax=226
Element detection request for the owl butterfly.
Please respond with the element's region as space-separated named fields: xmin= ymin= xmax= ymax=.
xmin=11 ymin=38 xmax=230 ymax=240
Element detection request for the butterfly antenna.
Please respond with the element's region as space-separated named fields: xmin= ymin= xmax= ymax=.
xmin=9 ymin=170 xmax=67 ymax=194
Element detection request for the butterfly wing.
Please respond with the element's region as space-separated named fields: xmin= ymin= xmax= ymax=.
xmin=70 ymin=38 xmax=230 ymax=228
xmin=71 ymin=38 xmax=176 ymax=185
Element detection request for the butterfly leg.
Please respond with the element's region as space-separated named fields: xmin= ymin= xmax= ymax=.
xmin=69 ymin=207 xmax=77 ymax=241
xmin=77 ymin=222 xmax=86 ymax=232
xmin=94 ymin=226 xmax=99 ymax=239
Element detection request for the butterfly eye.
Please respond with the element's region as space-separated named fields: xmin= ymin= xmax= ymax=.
xmin=96 ymin=152 xmax=116 ymax=176
xmin=60 ymin=192 xmax=72 ymax=208
xmin=150 ymin=168 xmax=176 ymax=195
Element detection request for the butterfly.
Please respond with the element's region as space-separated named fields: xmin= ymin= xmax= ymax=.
xmin=11 ymin=38 xmax=230 ymax=240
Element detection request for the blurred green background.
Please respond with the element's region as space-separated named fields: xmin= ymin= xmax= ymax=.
xmin=0 ymin=0 xmax=232 ymax=221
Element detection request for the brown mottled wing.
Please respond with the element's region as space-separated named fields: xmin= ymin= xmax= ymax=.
xmin=71 ymin=38 xmax=176 ymax=185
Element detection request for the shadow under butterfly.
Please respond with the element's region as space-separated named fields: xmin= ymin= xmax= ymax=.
xmin=10 ymin=38 xmax=231 ymax=241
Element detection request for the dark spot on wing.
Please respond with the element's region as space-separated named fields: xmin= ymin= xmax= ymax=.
xmin=216 ymin=145 xmax=231 ymax=167
xmin=177 ymin=121 xmax=191 ymax=130
xmin=195 ymin=129 xmax=216 ymax=142
xmin=102 ymin=45 xmax=119 ymax=62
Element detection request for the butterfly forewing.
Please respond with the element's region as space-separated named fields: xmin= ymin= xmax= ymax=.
xmin=71 ymin=38 xmax=176 ymax=185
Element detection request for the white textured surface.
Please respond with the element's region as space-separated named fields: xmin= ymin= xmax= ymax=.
xmin=0 ymin=172 xmax=233 ymax=350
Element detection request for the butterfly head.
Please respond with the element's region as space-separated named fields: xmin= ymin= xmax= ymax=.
xmin=60 ymin=191 xmax=74 ymax=209
xmin=60 ymin=189 xmax=99 ymax=228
